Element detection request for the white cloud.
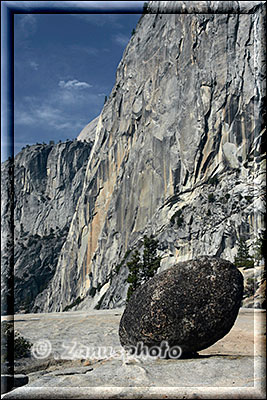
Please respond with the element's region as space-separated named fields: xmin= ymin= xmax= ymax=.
xmin=14 ymin=86 xmax=104 ymax=133
xmin=58 ymin=79 xmax=92 ymax=90
xmin=113 ymin=33 xmax=130 ymax=47
xmin=15 ymin=110 xmax=36 ymax=126
xmin=14 ymin=78 xmax=106 ymax=142
xmin=15 ymin=102 xmax=85 ymax=132
xmin=29 ymin=61 xmax=39 ymax=70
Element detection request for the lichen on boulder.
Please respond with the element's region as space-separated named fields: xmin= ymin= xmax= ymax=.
xmin=119 ymin=256 xmax=244 ymax=355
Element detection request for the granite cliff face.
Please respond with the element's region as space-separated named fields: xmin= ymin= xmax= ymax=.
xmin=1 ymin=1 xmax=265 ymax=313
xmin=1 ymin=141 xmax=92 ymax=313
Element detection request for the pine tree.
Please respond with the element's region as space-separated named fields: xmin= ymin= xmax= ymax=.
xmin=126 ymin=250 xmax=142 ymax=297
xmin=141 ymin=235 xmax=161 ymax=280
xmin=234 ymin=238 xmax=254 ymax=269
xmin=126 ymin=235 xmax=161 ymax=300
xmin=252 ymin=236 xmax=264 ymax=266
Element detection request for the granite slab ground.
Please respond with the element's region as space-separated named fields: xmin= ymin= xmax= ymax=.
xmin=1 ymin=308 xmax=266 ymax=399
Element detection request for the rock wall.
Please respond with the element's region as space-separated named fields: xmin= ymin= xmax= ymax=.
xmin=36 ymin=1 xmax=265 ymax=312
xmin=1 ymin=141 xmax=92 ymax=313
xmin=2 ymin=1 xmax=265 ymax=313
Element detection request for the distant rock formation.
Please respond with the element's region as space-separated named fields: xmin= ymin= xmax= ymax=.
xmin=119 ymin=256 xmax=244 ymax=354
xmin=77 ymin=116 xmax=98 ymax=143
xmin=1 ymin=1 xmax=265 ymax=313
xmin=1 ymin=141 xmax=92 ymax=313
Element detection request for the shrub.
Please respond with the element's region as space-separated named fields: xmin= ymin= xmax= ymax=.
xmin=208 ymin=193 xmax=215 ymax=203
xmin=1 ymin=322 xmax=32 ymax=360
xmin=14 ymin=331 xmax=32 ymax=358
xmin=126 ymin=250 xmax=142 ymax=299
xmin=89 ymin=287 xmax=97 ymax=297
xmin=170 ymin=209 xmax=184 ymax=227
xmin=225 ymin=193 xmax=231 ymax=201
xmin=115 ymin=249 xmax=131 ymax=274
xmin=245 ymin=195 xmax=253 ymax=202
xmin=208 ymin=175 xmax=219 ymax=186
xmin=252 ymin=236 xmax=264 ymax=266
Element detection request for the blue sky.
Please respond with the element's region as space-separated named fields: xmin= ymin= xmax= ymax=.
xmin=7 ymin=2 xmax=145 ymax=158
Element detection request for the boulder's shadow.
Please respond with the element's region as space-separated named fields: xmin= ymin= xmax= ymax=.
xmin=162 ymin=352 xmax=241 ymax=360
xmin=162 ymin=351 xmax=203 ymax=360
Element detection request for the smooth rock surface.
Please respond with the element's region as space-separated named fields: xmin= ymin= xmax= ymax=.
xmin=77 ymin=116 xmax=98 ymax=143
xmin=119 ymin=257 xmax=244 ymax=354
xmin=1 ymin=308 xmax=265 ymax=398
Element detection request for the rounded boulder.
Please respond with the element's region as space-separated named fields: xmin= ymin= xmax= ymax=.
xmin=119 ymin=256 xmax=243 ymax=355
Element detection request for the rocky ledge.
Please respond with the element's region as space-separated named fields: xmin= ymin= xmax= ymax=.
xmin=1 ymin=308 xmax=266 ymax=399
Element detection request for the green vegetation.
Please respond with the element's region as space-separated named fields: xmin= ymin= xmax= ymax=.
xmin=115 ymin=249 xmax=132 ymax=274
xmin=170 ymin=209 xmax=184 ymax=228
xmin=1 ymin=322 xmax=32 ymax=360
xmin=208 ymin=175 xmax=219 ymax=186
xmin=234 ymin=237 xmax=263 ymax=269
xmin=252 ymin=236 xmax=265 ymax=266
xmin=14 ymin=331 xmax=32 ymax=358
xmin=245 ymin=195 xmax=253 ymax=203
xmin=89 ymin=287 xmax=97 ymax=297
xmin=208 ymin=193 xmax=216 ymax=203
xmin=131 ymin=28 xmax=136 ymax=36
xmin=224 ymin=193 xmax=231 ymax=201
xmin=234 ymin=238 xmax=254 ymax=268
xmin=126 ymin=250 xmax=142 ymax=300
xmin=126 ymin=235 xmax=161 ymax=301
